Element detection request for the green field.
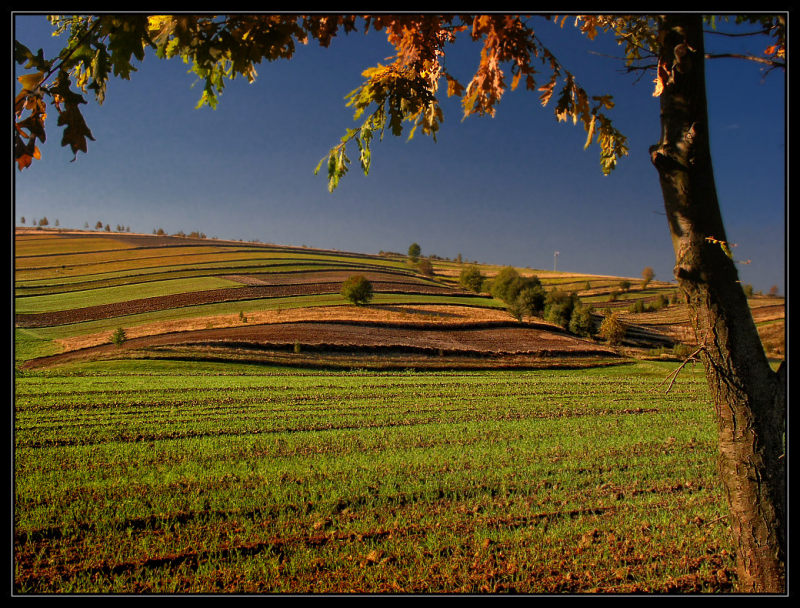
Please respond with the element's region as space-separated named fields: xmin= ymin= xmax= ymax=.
xmin=17 ymin=229 xmax=778 ymax=593
xmin=14 ymin=358 xmax=735 ymax=593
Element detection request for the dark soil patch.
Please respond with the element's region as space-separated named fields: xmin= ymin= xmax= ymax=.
xmin=20 ymin=320 xmax=621 ymax=370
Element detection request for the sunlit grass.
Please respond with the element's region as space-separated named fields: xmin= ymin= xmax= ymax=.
xmin=14 ymin=360 xmax=734 ymax=593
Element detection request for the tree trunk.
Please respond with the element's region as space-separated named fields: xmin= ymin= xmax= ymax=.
xmin=649 ymin=14 xmax=786 ymax=593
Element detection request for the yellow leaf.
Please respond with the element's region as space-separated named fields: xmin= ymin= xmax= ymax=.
xmin=584 ymin=115 xmax=596 ymax=150
xmin=147 ymin=15 xmax=173 ymax=32
xmin=17 ymin=71 xmax=46 ymax=92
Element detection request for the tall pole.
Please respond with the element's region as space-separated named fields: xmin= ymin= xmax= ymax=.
xmin=554 ymin=251 xmax=559 ymax=272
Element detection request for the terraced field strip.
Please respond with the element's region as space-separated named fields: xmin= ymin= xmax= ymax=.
xmin=16 ymin=280 xmax=478 ymax=328
xmin=16 ymin=251 xmax=410 ymax=282
xmin=14 ymin=277 xmax=249 ymax=314
xmin=15 ymin=234 xmax=139 ymax=256
xmin=14 ymin=360 xmax=734 ymax=593
xmin=15 ymin=264 xmax=423 ymax=296
xmin=16 ymin=293 xmax=504 ymax=347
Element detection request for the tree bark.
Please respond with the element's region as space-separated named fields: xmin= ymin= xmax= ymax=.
xmin=650 ymin=14 xmax=786 ymax=593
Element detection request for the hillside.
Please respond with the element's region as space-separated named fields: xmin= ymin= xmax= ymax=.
xmin=14 ymin=228 xmax=785 ymax=370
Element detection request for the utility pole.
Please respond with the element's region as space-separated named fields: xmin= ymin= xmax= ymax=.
xmin=554 ymin=251 xmax=559 ymax=272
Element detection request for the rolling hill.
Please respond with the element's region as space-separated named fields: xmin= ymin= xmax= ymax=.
xmin=14 ymin=227 xmax=784 ymax=370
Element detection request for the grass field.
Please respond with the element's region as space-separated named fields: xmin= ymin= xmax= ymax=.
xmin=13 ymin=228 xmax=783 ymax=594
xmin=15 ymin=359 xmax=735 ymax=594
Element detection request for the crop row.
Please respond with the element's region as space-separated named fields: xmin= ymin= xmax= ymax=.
xmin=16 ymin=251 xmax=409 ymax=283
xmin=14 ymin=361 xmax=733 ymax=593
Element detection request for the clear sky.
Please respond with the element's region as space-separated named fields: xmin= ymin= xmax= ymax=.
xmin=13 ymin=13 xmax=787 ymax=293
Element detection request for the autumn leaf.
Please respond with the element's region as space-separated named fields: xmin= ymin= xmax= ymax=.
xmin=653 ymin=59 xmax=670 ymax=97
xmin=584 ymin=114 xmax=596 ymax=150
xmin=17 ymin=71 xmax=47 ymax=92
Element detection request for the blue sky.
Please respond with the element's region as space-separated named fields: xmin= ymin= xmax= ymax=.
xmin=13 ymin=14 xmax=786 ymax=293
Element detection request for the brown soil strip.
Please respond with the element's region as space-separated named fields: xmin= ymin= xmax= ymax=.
xmin=22 ymin=318 xmax=619 ymax=370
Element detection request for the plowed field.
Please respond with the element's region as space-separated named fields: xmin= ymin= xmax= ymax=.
xmin=21 ymin=319 xmax=619 ymax=370
xmin=15 ymin=272 xmax=480 ymax=328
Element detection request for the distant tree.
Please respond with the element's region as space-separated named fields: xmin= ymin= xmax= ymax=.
xmin=459 ymin=265 xmax=486 ymax=293
xmin=341 ymin=275 xmax=373 ymax=306
xmin=569 ymin=304 xmax=596 ymax=337
xmin=599 ymin=311 xmax=625 ymax=346
xmin=456 ymin=253 xmax=463 ymax=264
xmin=95 ymin=221 xmax=103 ymax=230
xmin=543 ymin=289 xmax=579 ymax=329
xmin=38 ymin=216 xmax=48 ymax=226
xmin=20 ymin=216 xmax=25 ymax=224
xmin=619 ymin=279 xmax=631 ymax=292
xmin=417 ymin=258 xmax=434 ymax=276
xmin=104 ymin=224 xmax=111 ymax=231
xmin=156 ymin=228 xmax=166 ymax=236
xmin=408 ymin=242 xmax=421 ymax=263
xmin=490 ymin=266 xmax=542 ymax=306
xmin=54 ymin=218 xmax=60 ymax=226
xmin=641 ymin=266 xmax=655 ymax=289
xmin=769 ymin=285 xmax=780 ymax=297
xmin=742 ymin=284 xmax=754 ymax=298
xmin=515 ymin=285 xmax=547 ymax=318
xmin=111 ymin=327 xmax=127 ymax=347
xmin=84 ymin=222 xmax=89 ymax=229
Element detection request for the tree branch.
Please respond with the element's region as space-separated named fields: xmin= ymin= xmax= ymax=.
xmin=703 ymin=28 xmax=773 ymax=38
xmin=704 ymin=52 xmax=785 ymax=68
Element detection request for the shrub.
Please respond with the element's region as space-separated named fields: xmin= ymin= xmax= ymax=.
xmin=629 ymin=300 xmax=646 ymax=314
xmin=506 ymin=299 xmax=526 ymax=322
xmin=543 ymin=289 xmax=579 ymax=329
xmin=568 ymin=304 xmax=596 ymax=337
xmin=599 ymin=312 xmax=625 ymax=345
xmin=491 ymin=267 xmax=542 ymax=306
xmin=341 ymin=275 xmax=373 ymax=306
xmin=672 ymin=343 xmax=696 ymax=359
xmin=619 ymin=280 xmax=631 ymax=292
xmin=416 ymin=259 xmax=434 ymax=276
xmin=111 ymin=327 xmax=127 ymax=347
xmin=515 ymin=285 xmax=546 ymax=317
xmin=459 ymin=265 xmax=486 ymax=292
